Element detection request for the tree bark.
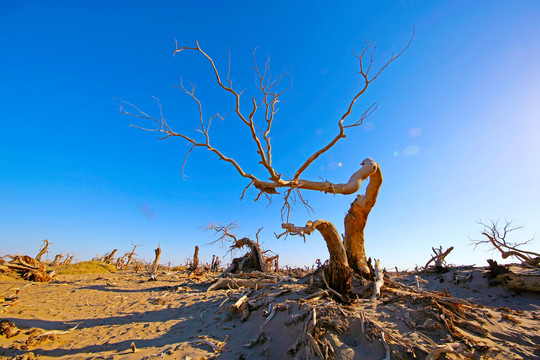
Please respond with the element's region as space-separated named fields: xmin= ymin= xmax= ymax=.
xmin=344 ymin=165 xmax=382 ymax=277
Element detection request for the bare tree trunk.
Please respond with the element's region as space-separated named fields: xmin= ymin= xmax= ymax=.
xmin=103 ymin=249 xmax=118 ymax=264
xmin=192 ymin=246 xmax=199 ymax=270
xmin=124 ymin=244 xmax=139 ymax=270
xmin=316 ymin=221 xmax=352 ymax=298
xmin=35 ymin=240 xmax=50 ymax=262
xmin=150 ymin=246 xmax=161 ymax=280
xmin=282 ymin=220 xmax=352 ymax=299
xmin=344 ymin=166 xmax=382 ymax=277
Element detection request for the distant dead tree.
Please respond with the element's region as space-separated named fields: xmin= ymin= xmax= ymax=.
xmin=102 ymin=249 xmax=118 ymax=264
xmin=62 ymin=254 xmax=74 ymax=266
xmin=150 ymin=246 xmax=162 ymax=280
xmin=424 ymin=246 xmax=454 ymax=270
xmin=208 ymin=223 xmax=276 ymax=275
xmin=472 ymin=220 xmax=539 ymax=267
xmin=35 ymin=240 xmax=50 ymax=262
xmin=116 ymin=256 xmax=126 ymax=269
xmin=123 ymin=241 xmax=142 ymax=270
xmin=134 ymin=261 xmax=143 ymax=273
xmin=190 ymin=246 xmax=200 ymax=271
xmin=122 ymin=33 xmax=413 ymax=298
xmin=50 ymin=254 xmax=64 ymax=267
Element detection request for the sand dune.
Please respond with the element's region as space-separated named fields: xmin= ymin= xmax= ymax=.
xmin=0 ymin=266 xmax=539 ymax=359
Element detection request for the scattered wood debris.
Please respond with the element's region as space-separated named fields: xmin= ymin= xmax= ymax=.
xmin=0 ymin=320 xmax=20 ymax=338
xmin=0 ymin=255 xmax=53 ymax=282
xmin=192 ymin=335 xmax=228 ymax=353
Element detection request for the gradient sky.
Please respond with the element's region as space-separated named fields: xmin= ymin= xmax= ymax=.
xmin=1 ymin=1 xmax=539 ymax=270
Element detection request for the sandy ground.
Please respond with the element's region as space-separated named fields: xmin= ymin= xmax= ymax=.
xmin=0 ymin=266 xmax=539 ymax=359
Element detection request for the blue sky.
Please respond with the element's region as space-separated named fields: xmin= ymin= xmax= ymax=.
xmin=1 ymin=1 xmax=539 ymax=270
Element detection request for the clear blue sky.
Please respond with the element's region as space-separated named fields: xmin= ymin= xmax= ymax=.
xmin=1 ymin=1 xmax=539 ymax=270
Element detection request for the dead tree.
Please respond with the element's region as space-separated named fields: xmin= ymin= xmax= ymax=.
xmin=122 ymin=34 xmax=413 ymax=297
xmin=472 ymin=220 xmax=539 ymax=267
xmin=124 ymin=241 xmax=142 ymax=270
xmin=208 ymin=224 xmax=272 ymax=275
xmin=62 ymin=254 xmax=74 ymax=266
xmin=150 ymin=246 xmax=162 ymax=280
xmin=116 ymin=256 xmax=126 ymax=269
xmin=102 ymin=249 xmax=118 ymax=264
xmin=190 ymin=246 xmax=199 ymax=271
xmin=424 ymin=246 xmax=454 ymax=270
xmin=50 ymin=254 xmax=64 ymax=267
xmin=35 ymin=240 xmax=50 ymax=262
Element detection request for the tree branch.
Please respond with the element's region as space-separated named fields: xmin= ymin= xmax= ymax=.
xmin=293 ymin=30 xmax=414 ymax=180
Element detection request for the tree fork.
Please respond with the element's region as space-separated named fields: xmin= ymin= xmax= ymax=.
xmin=282 ymin=220 xmax=352 ymax=299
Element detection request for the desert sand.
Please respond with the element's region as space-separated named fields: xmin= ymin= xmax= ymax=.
xmin=1 ymin=264 xmax=539 ymax=360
